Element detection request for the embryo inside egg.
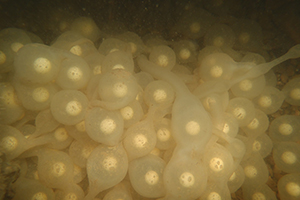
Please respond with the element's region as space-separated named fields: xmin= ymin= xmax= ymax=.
xmin=1 ymin=2 xmax=300 ymax=200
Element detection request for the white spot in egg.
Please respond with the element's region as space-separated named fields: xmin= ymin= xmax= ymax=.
xmin=179 ymin=172 xmax=195 ymax=187
xmin=233 ymin=107 xmax=246 ymax=120
xmin=70 ymin=45 xmax=83 ymax=56
xmin=290 ymin=88 xmax=300 ymax=100
xmin=33 ymin=57 xmax=51 ymax=74
xmin=120 ymin=106 xmax=134 ymax=120
xmin=54 ymin=127 xmax=69 ymax=142
xmin=113 ymin=82 xmax=128 ymax=98
xmin=252 ymin=140 xmax=261 ymax=152
xmin=213 ymin=36 xmax=225 ymax=47
xmin=133 ymin=134 xmax=148 ymax=148
xmin=11 ymin=42 xmax=23 ymax=53
xmin=32 ymin=192 xmax=48 ymax=200
xmin=281 ymin=151 xmax=297 ymax=164
xmin=239 ymin=79 xmax=253 ymax=91
xmin=252 ymin=192 xmax=266 ymax=200
xmin=210 ymin=65 xmax=223 ymax=78
xmin=153 ymin=89 xmax=167 ymax=103
xmin=144 ymin=170 xmax=159 ymax=185
xmin=112 ymin=64 xmax=125 ymax=70
xmin=258 ymin=95 xmax=272 ymax=108
xmin=75 ymin=121 xmax=86 ymax=132
xmin=66 ymin=100 xmax=82 ymax=116
xmin=190 ymin=22 xmax=201 ymax=33
xmin=247 ymin=117 xmax=259 ymax=130
xmin=93 ymin=65 xmax=102 ymax=75
xmin=102 ymin=156 xmax=118 ymax=171
xmin=244 ymin=165 xmax=257 ymax=178
xmin=1 ymin=136 xmax=18 ymax=151
xmin=286 ymin=182 xmax=300 ymax=197
xmin=129 ymin=42 xmax=137 ymax=54
xmin=278 ymin=123 xmax=293 ymax=136
xmin=0 ymin=51 xmax=6 ymax=64
xmin=209 ymin=157 xmax=224 ymax=172
xmin=100 ymin=118 xmax=116 ymax=135
xmin=51 ymin=162 xmax=66 ymax=177
xmin=32 ymin=87 xmax=50 ymax=103
xmin=67 ymin=66 xmax=83 ymax=81
xmin=157 ymin=128 xmax=171 ymax=142
xmin=179 ymin=48 xmax=191 ymax=60
xmin=207 ymin=192 xmax=221 ymax=200
xmin=185 ymin=120 xmax=201 ymax=135
xmin=64 ymin=193 xmax=77 ymax=200
xmin=157 ymin=54 xmax=169 ymax=68
xmin=229 ymin=172 xmax=236 ymax=181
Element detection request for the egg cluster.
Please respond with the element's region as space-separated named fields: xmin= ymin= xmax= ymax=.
xmin=0 ymin=8 xmax=300 ymax=200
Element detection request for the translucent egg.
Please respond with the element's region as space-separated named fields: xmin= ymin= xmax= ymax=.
xmin=123 ymin=116 xmax=156 ymax=160
xmin=119 ymin=100 xmax=144 ymax=128
xmin=13 ymin=80 xmax=59 ymax=111
xmin=172 ymin=8 xmax=215 ymax=40
xmin=199 ymin=53 xmax=237 ymax=81
xmin=278 ymin=173 xmax=300 ymax=200
xmin=241 ymin=153 xmax=269 ymax=187
xmin=230 ymin=75 xmax=266 ymax=99
xmin=134 ymin=71 xmax=154 ymax=90
xmin=199 ymin=181 xmax=231 ymax=200
xmin=129 ymin=154 xmax=166 ymax=198
xmin=51 ymin=31 xmax=98 ymax=58
xmin=154 ymin=118 xmax=175 ymax=150
xmin=50 ymin=90 xmax=89 ymax=125
xmin=0 ymin=125 xmax=49 ymax=160
xmin=14 ymin=43 xmax=63 ymax=84
xmin=116 ymin=31 xmax=145 ymax=58
xmin=54 ymin=184 xmax=84 ymax=200
xmin=31 ymin=109 xmax=60 ymax=138
xmin=227 ymin=165 xmax=245 ymax=193
xmin=149 ymin=45 xmax=176 ymax=70
xmin=101 ymin=50 xmax=134 ymax=73
xmin=219 ymin=112 xmax=239 ymax=138
xmin=85 ymin=107 xmax=124 ymax=146
xmin=0 ymin=82 xmax=24 ymax=125
xmin=85 ymin=143 xmax=128 ymax=200
xmin=84 ymin=52 xmax=105 ymax=75
xmin=12 ymin=178 xmax=55 ymax=200
xmin=173 ymin=40 xmax=198 ymax=64
xmin=103 ymin=182 xmax=133 ymax=200
xmin=204 ymin=142 xmax=234 ymax=181
xmin=143 ymin=80 xmax=175 ymax=107
xmin=282 ymin=77 xmax=300 ymax=106
xmin=94 ymin=69 xmax=139 ymax=110
xmin=69 ymin=139 xmax=97 ymax=168
xmin=98 ymin=38 xmax=131 ymax=55
xmin=204 ymin=24 xmax=236 ymax=48
xmin=242 ymin=183 xmax=277 ymax=200
xmin=56 ymin=56 xmax=91 ymax=90
xmin=273 ymin=142 xmax=300 ymax=173
xmin=73 ymin=164 xmax=86 ymax=184
xmin=35 ymin=148 xmax=75 ymax=190
xmin=253 ymin=86 xmax=285 ymax=114
xmin=197 ymin=45 xmax=223 ymax=65
xmin=241 ymin=109 xmax=269 ymax=138
xmin=163 ymin=152 xmax=207 ymax=199
xmin=231 ymin=19 xmax=264 ymax=52
xmin=70 ymin=17 xmax=101 ymax=42
xmin=0 ymin=28 xmax=32 ymax=73
xmin=269 ymin=115 xmax=300 ymax=142
xmin=226 ymin=97 xmax=255 ymax=127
